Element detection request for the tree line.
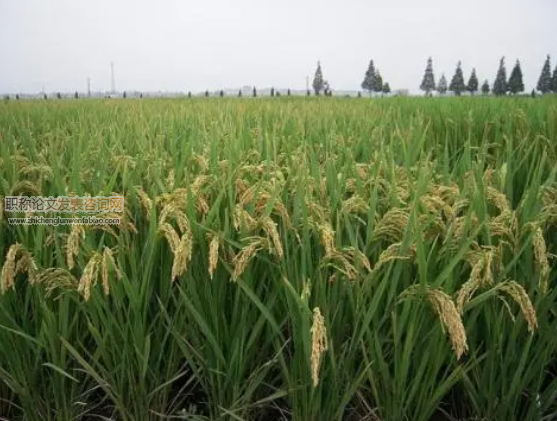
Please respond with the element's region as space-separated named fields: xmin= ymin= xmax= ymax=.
xmin=4 ymin=55 xmax=557 ymax=100
xmin=419 ymin=55 xmax=557 ymax=96
xmin=310 ymin=60 xmax=391 ymax=96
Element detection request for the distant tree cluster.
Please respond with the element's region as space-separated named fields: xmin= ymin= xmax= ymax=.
xmin=361 ymin=59 xmax=391 ymax=96
xmin=421 ymin=55 xmax=557 ymax=97
xmin=312 ymin=61 xmax=333 ymax=96
xmin=537 ymin=55 xmax=557 ymax=94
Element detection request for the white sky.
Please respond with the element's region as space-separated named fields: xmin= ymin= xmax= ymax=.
xmin=0 ymin=0 xmax=556 ymax=94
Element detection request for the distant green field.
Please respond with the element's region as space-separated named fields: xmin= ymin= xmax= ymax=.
xmin=0 ymin=96 xmax=556 ymax=420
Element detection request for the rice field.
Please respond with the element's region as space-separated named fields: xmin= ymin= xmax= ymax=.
xmin=0 ymin=96 xmax=556 ymax=421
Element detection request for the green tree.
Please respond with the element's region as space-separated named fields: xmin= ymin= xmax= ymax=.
xmin=312 ymin=61 xmax=325 ymax=95
xmin=449 ymin=61 xmax=466 ymax=96
xmin=481 ymin=80 xmax=490 ymax=95
xmin=205 ymin=90 xmax=209 ymax=97
xmin=253 ymin=87 xmax=257 ymax=97
xmin=238 ymin=89 xmax=242 ymax=97
xmin=270 ymin=87 xmax=275 ymax=97
xmin=493 ymin=57 xmax=507 ymax=96
xmin=287 ymin=88 xmax=291 ymax=96
xmin=187 ymin=91 xmax=192 ymax=98
xmin=508 ymin=60 xmax=525 ymax=94
xmin=552 ymin=65 xmax=557 ymax=93
xmin=373 ymin=70 xmax=383 ymax=93
xmin=437 ymin=74 xmax=447 ymax=95
xmin=420 ymin=57 xmax=436 ymax=96
xmin=382 ymin=82 xmax=391 ymax=94
xmin=537 ymin=55 xmax=552 ymax=94
xmin=74 ymin=91 xmax=79 ymax=99
xmin=467 ymin=68 xmax=479 ymax=95
xmin=361 ymin=59 xmax=376 ymax=96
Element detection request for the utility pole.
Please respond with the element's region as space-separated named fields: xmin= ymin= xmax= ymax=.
xmin=110 ymin=62 xmax=116 ymax=93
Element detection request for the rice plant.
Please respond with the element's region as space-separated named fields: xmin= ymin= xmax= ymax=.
xmin=0 ymin=96 xmax=556 ymax=420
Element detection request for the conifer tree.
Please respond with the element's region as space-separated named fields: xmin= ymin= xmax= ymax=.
xmin=493 ymin=57 xmax=508 ymax=96
xmin=312 ymin=61 xmax=325 ymax=95
xmin=481 ymin=80 xmax=490 ymax=95
xmin=420 ymin=57 xmax=436 ymax=96
xmin=361 ymin=59 xmax=376 ymax=96
xmin=373 ymin=71 xmax=383 ymax=93
xmin=437 ymin=74 xmax=447 ymax=95
xmin=537 ymin=55 xmax=552 ymax=94
xmin=449 ymin=61 xmax=466 ymax=96
xmin=467 ymin=68 xmax=479 ymax=95
xmin=508 ymin=60 xmax=525 ymax=94
xmin=382 ymin=82 xmax=391 ymax=94
xmin=253 ymin=87 xmax=257 ymax=97
xmin=551 ymin=65 xmax=557 ymax=93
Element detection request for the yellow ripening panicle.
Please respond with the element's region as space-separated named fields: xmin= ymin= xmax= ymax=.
xmin=532 ymin=227 xmax=550 ymax=294
xmin=402 ymin=286 xmax=468 ymax=360
xmin=208 ymin=234 xmax=220 ymax=280
xmin=159 ymin=223 xmax=180 ymax=254
xmin=498 ymin=281 xmax=538 ymax=333
xmin=1 ymin=244 xmax=23 ymax=293
xmin=77 ymin=252 xmax=102 ymax=301
xmin=136 ymin=188 xmax=153 ymax=218
xmin=66 ymin=224 xmax=85 ymax=270
xmin=310 ymin=307 xmax=328 ymax=388
xmin=261 ymin=217 xmax=283 ymax=259
xmin=232 ymin=237 xmax=267 ymax=281
xmin=101 ymin=247 xmax=122 ymax=296
xmin=171 ymin=231 xmax=193 ymax=282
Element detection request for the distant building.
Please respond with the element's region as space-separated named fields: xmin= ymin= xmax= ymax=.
xmin=393 ymin=89 xmax=409 ymax=96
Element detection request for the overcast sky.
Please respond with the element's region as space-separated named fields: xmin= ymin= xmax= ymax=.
xmin=0 ymin=0 xmax=556 ymax=94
